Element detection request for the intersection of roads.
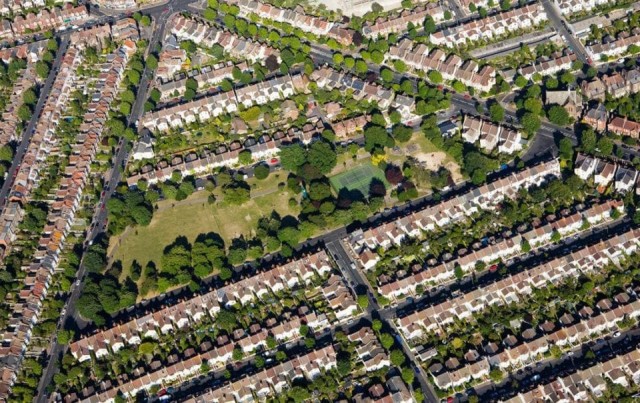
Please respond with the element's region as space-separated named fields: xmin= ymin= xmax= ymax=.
xmin=16 ymin=0 xmax=622 ymax=401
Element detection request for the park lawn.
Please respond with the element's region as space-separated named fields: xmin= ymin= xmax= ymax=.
xmin=109 ymin=172 xmax=299 ymax=278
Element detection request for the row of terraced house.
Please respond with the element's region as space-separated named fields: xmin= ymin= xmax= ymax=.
xmin=0 ymin=4 xmax=89 ymax=41
xmin=69 ymin=252 xmax=362 ymax=401
xmin=0 ymin=45 xmax=84 ymax=258
xmin=507 ymin=348 xmax=640 ymax=402
xmin=357 ymin=199 xmax=623 ymax=291
xmin=69 ymin=252 xmax=334 ymax=362
xmin=127 ymin=119 xmax=324 ymax=186
xmin=396 ymin=227 xmax=640 ymax=342
xmin=429 ymin=4 xmax=547 ymax=48
xmin=362 ymin=3 xmax=445 ymax=38
xmin=231 ymin=0 xmax=357 ymax=46
xmin=586 ymin=30 xmax=640 ymax=62
xmin=140 ymin=73 xmax=309 ymax=132
xmin=433 ymin=297 xmax=640 ymax=389
xmin=387 ymin=39 xmax=497 ymax=93
xmin=347 ymin=160 xmax=561 ymax=290
xmin=0 ymin=41 xmax=46 ymax=149
xmin=310 ymin=67 xmax=417 ymax=121
xmin=170 ymin=15 xmax=279 ymax=64
xmin=0 ymin=31 xmax=137 ymax=399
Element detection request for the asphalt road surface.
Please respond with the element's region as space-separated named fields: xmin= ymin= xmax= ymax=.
xmin=0 ymin=35 xmax=71 ymax=209
xmin=540 ymin=0 xmax=591 ymax=64
xmin=34 ymin=10 xmax=172 ymax=400
xmin=31 ymin=1 xmax=624 ymax=401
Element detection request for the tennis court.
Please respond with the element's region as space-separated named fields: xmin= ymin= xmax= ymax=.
xmin=330 ymin=162 xmax=388 ymax=196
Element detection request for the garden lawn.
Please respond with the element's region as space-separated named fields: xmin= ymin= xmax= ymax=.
xmin=108 ymin=173 xmax=298 ymax=274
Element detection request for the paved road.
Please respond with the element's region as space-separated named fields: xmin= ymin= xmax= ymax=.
xmin=326 ymin=239 xmax=441 ymax=403
xmin=470 ymin=28 xmax=556 ymax=59
xmin=34 ymin=10 xmax=173 ymax=401
xmin=0 ymin=35 xmax=71 ymax=209
xmin=540 ymin=0 xmax=591 ymax=64
xmin=308 ymin=43 xmax=573 ymax=162
xmin=31 ymin=2 xmax=608 ymax=400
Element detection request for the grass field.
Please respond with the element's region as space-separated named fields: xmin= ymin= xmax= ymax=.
xmin=108 ymin=173 xmax=299 ymax=276
xmin=329 ymin=162 xmax=388 ymax=196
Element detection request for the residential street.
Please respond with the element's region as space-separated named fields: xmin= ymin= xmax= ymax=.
xmin=540 ymin=0 xmax=591 ymax=64
xmin=0 ymin=35 xmax=71 ymax=209
xmin=26 ymin=0 xmax=640 ymax=402
xmin=34 ymin=10 xmax=172 ymax=401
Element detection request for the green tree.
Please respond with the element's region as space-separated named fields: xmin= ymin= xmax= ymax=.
xmin=489 ymin=102 xmax=505 ymax=122
xmin=364 ymin=125 xmax=393 ymax=154
xmin=307 ymin=141 xmax=337 ymax=174
xmin=379 ymin=333 xmax=394 ymax=349
xmin=355 ymin=59 xmax=368 ymax=74
xmin=232 ymin=346 xmax=243 ymax=360
xmin=288 ymin=386 xmax=310 ymax=403
xmin=390 ymin=349 xmax=406 ymax=366
xmin=393 ymin=59 xmax=407 ymax=73
xmin=401 ymin=367 xmax=415 ymax=384
xmin=0 ymin=145 xmax=14 ymax=163
xmin=139 ymin=15 xmax=151 ymax=26
xmin=203 ymin=8 xmax=217 ymax=20
xmin=238 ymin=150 xmax=252 ymax=165
xmin=22 ymin=88 xmax=37 ymax=105
xmin=524 ymin=97 xmax=543 ymax=115
xmin=597 ymin=136 xmax=613 ymax=155
xmin=514 ymin=75 xmax=528 ymax=88
xmin=35 ymin=61 xmax=49 ymax=78
xmin=558 ymin=137 xmax=574 ymax=161
xmin=337 ymin=355 xmax=352 ymax=375
xmin=454 ymin=264 xmax=464 ymax=280
xmin=254 ymin=165 xmax=269 ymax=180
xmin=127 ymin=69 xmax=141 ymax=85
xmin=17 ymin=105 xmax=31 ymax=121
xmin=547 ymin=105 xmax=570 ymax=126
xmin=392 ymin=124 xmax=413 ymax=142
xmin=428 ymin=70 xmax=443 ymax=84
xmin=424 ymin=16 xmax=437 ymax=34
xmin=549 ymin=344 xmax=562 ymax=358
xmin=357 ymin=294 xmax=369 ymax=309
xmin=489 ymin=368 xmax=504 ymax=382
xmin=216 ymin=309 xmax=238 ymax=332
xmin=279 ymin=144 xmax=306 ymax=172
xmin=520 ymin=112 xmax=540 ymax=134
xmin=277 ymin=226 xmax=300 ymax=246
xmin=380 ymin=67 xmax=394 ymax=82
xmin=580 ymin=128 xmax=597 ymax=153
